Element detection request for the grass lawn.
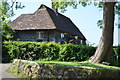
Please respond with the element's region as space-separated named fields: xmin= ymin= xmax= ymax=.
xmin=33 ymin=60 xmax=120 ymax=71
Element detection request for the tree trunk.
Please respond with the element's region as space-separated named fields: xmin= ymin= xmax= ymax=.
xmin=89 ymin=2 xmax=116 ymax=63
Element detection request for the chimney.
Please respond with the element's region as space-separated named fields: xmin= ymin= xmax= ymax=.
xmin=52 ymin=1 xmax=58 ymax=12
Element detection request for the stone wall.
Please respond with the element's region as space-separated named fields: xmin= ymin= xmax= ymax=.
xmin=9 ymin=59 xmax=120 ymax=79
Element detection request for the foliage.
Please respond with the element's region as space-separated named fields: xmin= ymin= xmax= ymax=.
xmin=97 ymin=20 xmax=103 ymax=29
xmin=110 ymin=46 xmax=120 ymax=67
xmin=0 ymin=0 xmax=25 ymax=62
xmin=3 ymin=41 xmax=120 ymax=66
xmin=3 ymin=41 xmax=96 ymax=62
xmin=116 ymin=46 xmax=120 ymax=66
xmin=1 ymin=22 xmax=14 ymax=62
xmin=1 ymin=23 xmax=14 ymax=41
xmin=59 ymin=44 xmax=95 ymax=61
xmin=0 ymin=0 xmax=25 ymax=21
xmin=52 ymin=1 xmax=120 ymax=28
xmin=0 ymin=0 xmax=25 ymax=41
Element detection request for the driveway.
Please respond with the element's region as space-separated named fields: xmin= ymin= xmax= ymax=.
xmin=0 ymin=63 xmax=23 ymax=80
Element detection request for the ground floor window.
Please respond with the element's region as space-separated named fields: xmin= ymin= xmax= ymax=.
xmin=36 ymin=31 xmax=44 ymax=41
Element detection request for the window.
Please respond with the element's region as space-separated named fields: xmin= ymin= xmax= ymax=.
xmin=61 ymin=33 xmax=64 ymax=38
xmin=36 ymin=31 xmax=44 ymax=40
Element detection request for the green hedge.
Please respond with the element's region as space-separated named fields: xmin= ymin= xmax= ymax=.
xmin=118 ymin=46 xmax=120 ymax=66
xmin=59 ymin=44 xmax=95 ymax=61
xmin=110 ymin=46 xmax=120 ymax=67
xmin=2 ymin=41 xmax=120 ymax=67
xmin=2 ymin=41 xmax=96 ymax=62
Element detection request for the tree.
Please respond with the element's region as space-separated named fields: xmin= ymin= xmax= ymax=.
xmin=2 ymin=23 xmax=14 ymax=41
xmin=0 ymin=0 xmax=25 ymax=41
xmin=89 ymin=2 xmax=116 ymax=63
xmin=52 ymin=0 xmax=119 ymax=63
xmin=0 ymin=0 xmax=24 ymax=63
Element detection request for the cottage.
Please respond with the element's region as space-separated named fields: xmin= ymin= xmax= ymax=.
xmin=8 ymin=4 xmax=86 ymax=45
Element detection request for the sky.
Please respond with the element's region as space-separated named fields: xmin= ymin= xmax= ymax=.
xmin=11 ymin=0 xmax=119 ymax=46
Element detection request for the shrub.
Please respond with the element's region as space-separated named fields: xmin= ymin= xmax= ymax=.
xmin=3 ymin=41 xmax=96 ymax=62
xmin=44 ymin=42 xmax=60 ymax=60
xmin=3 ymin=41 xmax=120 ymax=66
xmin=59 ymin=44 xmax=96 ymax=61
xmin=1 ymin=23 xmax=14 ymax=41
xmin=1 ymin=23 xmax=14 ymax=62
xmin=116 ymin=46 xmax=120 ymax=66
xmin=110 ymin=46 xmax=120 ymax=67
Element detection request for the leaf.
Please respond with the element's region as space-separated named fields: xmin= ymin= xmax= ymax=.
xmin=97 ymin=20 xmax=103 ymax=29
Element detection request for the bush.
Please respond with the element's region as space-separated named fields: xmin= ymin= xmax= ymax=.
xmin=3 ymin=41 xmax=120 ymax=66
xmin=59 ymin=44 xmax=96 ymax=61
xmin=110 ymin=46 xmax=120 ymax=67
xmin=3 ymin=41 xmax=96 ymax=62
xmin=118 ymin=46 xmax=120 ymax=66
xmin=1 ymin=23 xmax=14 ymax=62
xmin=1 ymin=23 xmax=14 ymax=41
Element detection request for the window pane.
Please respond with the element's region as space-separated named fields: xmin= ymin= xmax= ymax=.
xmin=37 ymin=31 xmax=44 ymax=39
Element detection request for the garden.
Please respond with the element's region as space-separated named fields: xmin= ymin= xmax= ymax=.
xmin=1 ymin=20 xmax=120 ymax=79
xmin=2 ymin=41 xmax=120 ymax=79
xmin=3 ymin=41 xmax=120 ymax=67
xmin=1 ymin=1 xmax=120 ymax=79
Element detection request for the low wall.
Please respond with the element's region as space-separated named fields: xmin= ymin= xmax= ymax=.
xmin=9 ymin=59 xmax=120 ymax=79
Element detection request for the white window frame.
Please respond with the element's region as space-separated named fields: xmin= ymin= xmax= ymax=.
xmin=37 ymin=31 xmax=44 ymax=40
xmin=61 ymin=33 xmax=64 ymax=38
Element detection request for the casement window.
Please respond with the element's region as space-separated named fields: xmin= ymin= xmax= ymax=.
xmin=36 ymin=31 xmax=44 ymax=40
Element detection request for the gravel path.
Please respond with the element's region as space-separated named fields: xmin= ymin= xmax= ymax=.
xmin=0 ymin=63 xmax=22 ymax=80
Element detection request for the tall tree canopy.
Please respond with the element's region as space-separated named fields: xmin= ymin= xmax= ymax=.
xmin=52 ymin=0 xmax=120 ymax=63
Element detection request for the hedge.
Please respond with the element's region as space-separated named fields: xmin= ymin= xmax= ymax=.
xmin=2 ymin=41 xmax=120 ymax=67
xmin=2 ymin=41 xmax=96 ymax=62
xmin=110 ymin=46 xmax=120 ymax=66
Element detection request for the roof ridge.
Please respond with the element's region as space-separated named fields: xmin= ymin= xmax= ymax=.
xmin=43 ymin=5 xmax=70 ymax=19
xmin=38 ymin=4 xmax=71 ymax=20
xmin=38 ymin=4 xmax=52 ymax=10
